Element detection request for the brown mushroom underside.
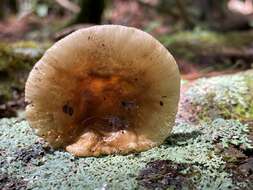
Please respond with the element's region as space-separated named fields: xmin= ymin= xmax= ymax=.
xmin=25 ymin=25 xmax=180 ymax=157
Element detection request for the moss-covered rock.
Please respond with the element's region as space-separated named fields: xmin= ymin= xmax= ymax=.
xmin=0 ymin=41 xmax=50 ymax=118
xmin=0 ymin=41 xmax=49 ymax=73
xmin=0 ymin=41 xmax=49 ymax=103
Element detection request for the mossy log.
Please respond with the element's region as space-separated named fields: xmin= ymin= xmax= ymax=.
xmin=160 ymin=30 xmax=253 ymax=72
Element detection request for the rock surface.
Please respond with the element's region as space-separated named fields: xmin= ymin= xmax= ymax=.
xmin=1 ymin=70 xmax=253 ymax=190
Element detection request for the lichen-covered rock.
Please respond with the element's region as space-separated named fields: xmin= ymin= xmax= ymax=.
xmin=180 ymin=70 xmax=253 ymax=122
xmin=1 ymin=71 xmax=253 ymax=189
xmin=0 ymin=118 xmax=252 ymax=189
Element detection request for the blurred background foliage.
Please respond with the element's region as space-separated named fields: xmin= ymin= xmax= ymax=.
xmin=1 ymin=0 xmax=253 ymax=39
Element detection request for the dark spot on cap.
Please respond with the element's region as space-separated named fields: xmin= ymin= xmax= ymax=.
xmin=63 ymin=104 xmax=74 ymax=116
xmin=24 ymin=101 xmax=32 ymax=106
xmin=159 ymin=101 xmax=164 ymax=106
xmin=121 ymin=100 xmax=137 ymax=110
xmin=107 ymin=116 xmax=129 ymax=130
xmin=121 ymin=101 xmax=126 ymax=107
xmin=101 ymin=43 xmax=105 ymax=47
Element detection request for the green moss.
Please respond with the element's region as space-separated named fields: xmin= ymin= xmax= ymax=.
xmin=0 ymin=41 xmax=49 ymax=73
xmin=0 ymin=81 xmax=13 ymax=102
xmin=1 ymin=117 xmax=251 ymax=189
xmin=161 ymin=30 xmax=223 ymax=47
xmin=161 ymin=30 xmax=253 ymax=48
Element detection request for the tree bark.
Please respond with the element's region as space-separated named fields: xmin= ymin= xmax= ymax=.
xmin=0 ymin=0 xmax=18 ymax=20
xmin=74 ymin=0 xmax=105 ymax=24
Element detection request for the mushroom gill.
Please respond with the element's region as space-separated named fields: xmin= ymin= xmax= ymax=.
xmin=25 ymin=25 xmax=180 ymax=157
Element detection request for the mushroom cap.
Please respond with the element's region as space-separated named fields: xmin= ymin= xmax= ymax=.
xmin=25 ymin=25 xmax=180 ymax=157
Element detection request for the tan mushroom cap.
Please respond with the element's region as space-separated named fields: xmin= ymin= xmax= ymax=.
xmin=25 ymin=25 xmax=180 ymax=157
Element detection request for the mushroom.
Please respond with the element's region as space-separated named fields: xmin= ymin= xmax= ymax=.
xmin=25 ymin=25 xmax=180 ymax=157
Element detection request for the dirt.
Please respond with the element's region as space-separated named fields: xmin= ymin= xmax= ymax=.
xmin=0 ymin=88 xmax=25 ymax=118
xmin=137 ymin=160 xmax=196 ymax=190
xmin=225 ymin=156 xmax=253 ymax=189
xmin=13 ymin=140 xmax=52 ymax=164
xmin=0 ymin=173 xmax=27 ymax=190
xmin=216 ymin=121 xmax=253 ymax=189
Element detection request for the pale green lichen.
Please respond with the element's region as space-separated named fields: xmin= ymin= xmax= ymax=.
xmin=1 ymin=117 xmax=252 ymax=189
xmin=201 ymin=119 xmax=252 ymax=149
xmin=184 ymin=71 xmax=253 ymax=121
xmin=186 ymin=75 xmax=248 ymax=107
